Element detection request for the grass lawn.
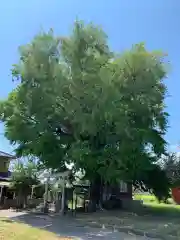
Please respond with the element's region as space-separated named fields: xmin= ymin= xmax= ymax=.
xmin=134 ymin=193 xmax=157 ymax=202
xmin=134 ymin=193 xmax=180 ymax=217
xmin=134 ymin=193 xmax=174 ymax=204
xmin=0 ymin=218 xmax=72 ymax=240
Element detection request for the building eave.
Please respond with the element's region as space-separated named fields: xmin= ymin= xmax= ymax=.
xmin=0 ymin=151 xmax=15 ymax=160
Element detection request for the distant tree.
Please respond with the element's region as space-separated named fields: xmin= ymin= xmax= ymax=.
xmin=10 ymin=159 xmax=40 ymax=207
xmin=133 ymin=163 xmax=170 ymax=202
xmin=163 ymin=153 xmax=180 ymax=187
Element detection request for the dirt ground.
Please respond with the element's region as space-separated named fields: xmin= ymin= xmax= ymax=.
xmin=75 ymin=210 xmax=180 ymax=240
xmin=0 ymin=209 xmax=154 ymax=240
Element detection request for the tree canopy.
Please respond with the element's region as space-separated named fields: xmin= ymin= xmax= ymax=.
xmin=0 ymin=21 xmax=169 ymax=198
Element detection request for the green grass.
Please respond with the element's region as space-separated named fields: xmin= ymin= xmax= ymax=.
xmin=0 ymin=218 xmax=72 ymax=240
xmin=143 ymin=202 xmax=180 ymax=218
xmin=134 ymin=193 xmax=174 ymax=204
xmin=134 ymin=194 xmax=157 ymax=202
xmin=134 ymin=193 xmax=180 ymax=217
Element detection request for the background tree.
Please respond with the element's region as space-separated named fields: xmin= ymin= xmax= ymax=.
xmin=0 ymin=21 xmax=170 ymax=208
xmin=10 ymin=159 xmax=40 ymax=207
xmin=133 ymin=163 xmax=170 ymax=202
xmin=163 ymin=153 xmax=180 ymax=187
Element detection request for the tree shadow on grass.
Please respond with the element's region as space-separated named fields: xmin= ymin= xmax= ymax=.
xmin=139 ymin=204 xmax=180 ymax=218
xmin=7 ymin=211 xmax=127 ymax=240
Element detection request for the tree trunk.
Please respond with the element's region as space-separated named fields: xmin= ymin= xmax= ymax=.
xmin=89 ymin=174 xmax=102 ymax=212
xmin=17 ymin=192 xmax=24 ymax=209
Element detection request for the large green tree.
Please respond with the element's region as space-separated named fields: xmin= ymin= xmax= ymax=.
xmin=0 ymin=21 xmax=169 ymax=205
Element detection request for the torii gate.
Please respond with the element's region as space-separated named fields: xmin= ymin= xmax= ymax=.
xmin=40 ymin=170 xmax=70 ymax=214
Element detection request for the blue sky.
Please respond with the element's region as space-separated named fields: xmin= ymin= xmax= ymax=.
xmin=0 ymin=0 xmax=179 ymax=153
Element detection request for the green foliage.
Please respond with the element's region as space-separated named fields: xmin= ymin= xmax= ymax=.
xmin=163 ymin=153 xmax=180 ymax=187
xmin=0 ymin=21 xmax=169 ymax=197
xmin=0 ymin=30 xmax=73 ymax=169
xmin=133 ymin=163 xmax=170 ymax=201
xmin=10 ymin=159 xmax=40 ymax=196
xmin=65 ymin=38 xmax=168 ymax=183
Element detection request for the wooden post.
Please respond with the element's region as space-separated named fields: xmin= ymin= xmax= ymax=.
xmin=44 ymin=177 xmax=49 ymax=213
xmin=71 ymin=189 xmax=74 ymax=215
xmin=0 ymin=186 xmax=3 ymax=204
xmin=75 ymin=194 xmax=77 ymax=214
xmin=31 ymin=186 xmax=34 ymax=199
xmin=60 ymin=177 xmax=65 ymax=215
